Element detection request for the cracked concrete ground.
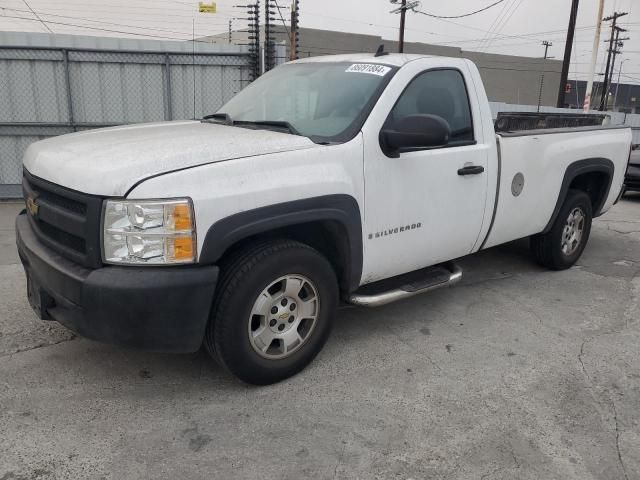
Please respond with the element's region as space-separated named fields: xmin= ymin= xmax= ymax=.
xmin=0 ymin=195 xmax=639 ymax=480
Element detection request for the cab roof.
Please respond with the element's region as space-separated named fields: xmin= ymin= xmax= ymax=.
xmin=291 ymin=53 xmax=442 ymax=67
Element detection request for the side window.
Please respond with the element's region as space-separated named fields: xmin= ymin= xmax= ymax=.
xmin=387 ymin=69 xmax=474 ymax=145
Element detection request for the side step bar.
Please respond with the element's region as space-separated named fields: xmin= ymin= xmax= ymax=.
xmin=347 ymin=262 xmax=463 ymax=308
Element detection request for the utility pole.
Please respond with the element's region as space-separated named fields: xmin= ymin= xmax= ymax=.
xmin=264 ymin=0 xmax=276 ymax=72
xmin=557 ymin=0 xmax=579 ymax=107
xmin=583 ymin=0 xmax=605 ymax=112
xmin=605 ymin=28 xmax=629 ymax=110
xmin=247 ymin=2 xmax=260 ymax=79
xmin=613 ymin=58 xmax=629 ymax=108
xmin=289 ymin=0 xmax=299 ymax=61
xmin=228 ymin=19 xmax=233 ymax=44
xmin=599 ymin=11 xmax=628 ymax=111
xmin=390 ymin=0 xmax=419 ymax=53
xmin=537 ymin=41 xmax=553 ymax=112
xmin=234 ymin=2 xmax=260 ymax=80
xmin=398 ymin=0 xmax=407 ymax=53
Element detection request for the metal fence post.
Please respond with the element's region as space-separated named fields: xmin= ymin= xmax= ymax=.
xmin=164 ymin=53 xmax=173 ymax=121
xmin=62 ymin=49 xmax=76 ymax=131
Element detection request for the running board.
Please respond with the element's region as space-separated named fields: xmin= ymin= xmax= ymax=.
xmin=347 ymin=262 xmax=463 ymax=307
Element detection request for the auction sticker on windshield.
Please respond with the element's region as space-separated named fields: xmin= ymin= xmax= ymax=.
xmin=345 ymin=64 xmax=391 ymax=76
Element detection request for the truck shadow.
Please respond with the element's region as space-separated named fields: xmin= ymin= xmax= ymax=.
xmin=455 ymin=238 xmax=544 ymax=286
xmin=61 ymin=238 xmax=546 ymax=387
xmin=66 ymin=212 xmax=633 ymax=387
xmin=622 ymin=192 xmax=640 ymax=203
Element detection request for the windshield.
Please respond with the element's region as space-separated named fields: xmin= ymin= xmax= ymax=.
xmin=214 ymin=62 xmax=396 ymax=142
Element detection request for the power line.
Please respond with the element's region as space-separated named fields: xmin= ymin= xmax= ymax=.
xmin=273 ymin=0 xmax=291 ymax=43
xmin=0 ymin=2 xmax=236 ymax=21
xmin=433 ymin=26 xmax=596 ymax=46
xmin=483 ymin=0 xmax=526 ymax=52
xmin=415 ymin=0 xmax=507 ymax=19
xmin=302 ymin=8 xmax=587 ymax=47
xmin=302 ymin=5 xmax=600 ymax=51
xmin=21 ymin=0 xmax=52 ymax=33
xmin=305 ymin=6 xmax=606 ymax=52
xmin=0 ymin=6 xmax=234 ymax=37
xmin=476 ymin=0 xmax=516 ymax=51
xmin=0 ymin=14 xmax=226 ymax=42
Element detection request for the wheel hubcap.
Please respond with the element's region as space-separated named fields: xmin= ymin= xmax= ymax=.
xmin=248 ymin=275 xmax=319 ymax=360
xmin=561 ymin=207 xmax=585 ymax=256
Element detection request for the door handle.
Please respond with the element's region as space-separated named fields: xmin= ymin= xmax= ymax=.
xmin=457 ymin=165 xmax=485 ymax=176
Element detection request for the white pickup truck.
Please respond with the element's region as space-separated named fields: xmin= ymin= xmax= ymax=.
xmin=16 ymin=53 xmax=631 ymax=384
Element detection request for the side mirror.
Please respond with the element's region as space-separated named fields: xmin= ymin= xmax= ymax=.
xmin=380 ymin=114 xmax=451 ymax=157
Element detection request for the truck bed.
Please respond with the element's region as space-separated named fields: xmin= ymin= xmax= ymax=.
xmin=482 ymin=125 xmax=631 ymax=249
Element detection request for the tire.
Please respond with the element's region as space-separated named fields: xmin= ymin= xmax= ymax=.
xmin=205 ymin=239 xmax=338 ymax=385
xmin=530 ymin=189 xmax=593 ymax=270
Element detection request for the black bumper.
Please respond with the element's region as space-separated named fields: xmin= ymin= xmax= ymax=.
xmin=16 ymin=212 xmax=219 ymax=353
xmin=625 ymin=165 xmax=640 ymax=192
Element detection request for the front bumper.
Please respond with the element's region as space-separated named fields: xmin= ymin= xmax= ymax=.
xmin=16 ymin=212 xmax=218 ymax=353
xmin=625 ymin=164 xmax=640 ymax=192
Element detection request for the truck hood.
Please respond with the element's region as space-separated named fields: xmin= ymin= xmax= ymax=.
xmin=23 ymin=121 xmax=319 ymax=196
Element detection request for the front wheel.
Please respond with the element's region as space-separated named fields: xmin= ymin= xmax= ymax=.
xmin=205 ymin=240 xmax=338 ymax=385
xmin=530 ymin=189 xmax=593 ymax=270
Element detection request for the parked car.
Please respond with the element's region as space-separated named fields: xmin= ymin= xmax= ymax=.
xmin=625 ymin=145 xmax=640 ymax=192
xmin=16 ymin=54 xmax=631 ymax=384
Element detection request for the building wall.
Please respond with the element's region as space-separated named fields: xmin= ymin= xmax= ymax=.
xmin=564 ymin=79 xmax=640 ymax=113
xmin=205 ymin=27 xmax=563 ymax=106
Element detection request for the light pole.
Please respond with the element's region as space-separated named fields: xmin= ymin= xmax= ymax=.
xmin=584 ymin=0 xmax=605 ymax=111
xmin=613 ymin=58 xmax=629 ymax=110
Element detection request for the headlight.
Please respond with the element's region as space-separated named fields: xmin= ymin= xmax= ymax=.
xmin=103 ymin=198 xmax=196 ymax=265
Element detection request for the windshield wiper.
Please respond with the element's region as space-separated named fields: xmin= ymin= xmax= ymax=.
xmin=202 ymin=112 xmax=233 ymax=125
xmin=202 ymin=116 xmax=304 ymax=138
xmin=234 ymin=120 xmax=303 ymax=137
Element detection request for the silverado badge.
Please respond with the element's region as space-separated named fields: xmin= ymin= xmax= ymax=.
xmin=26 ymin=196 xmax=39 ymax=217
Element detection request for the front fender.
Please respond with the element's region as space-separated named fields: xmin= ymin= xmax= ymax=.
xmin=198 ymin=195 xmax=363 ymax=291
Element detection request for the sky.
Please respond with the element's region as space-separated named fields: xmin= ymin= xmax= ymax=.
xmin=0 ymin=0 xmax=639 ymax=84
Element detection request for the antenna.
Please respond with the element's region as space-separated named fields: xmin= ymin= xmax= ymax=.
xmin=375 ymin=45 xmax=389 ymax=57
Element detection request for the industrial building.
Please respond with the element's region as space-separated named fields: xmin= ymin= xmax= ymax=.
xmin=565 ymin=79 xmax=640 ymax=113
xmin=203 ymin=26 xmax=564 ymax=107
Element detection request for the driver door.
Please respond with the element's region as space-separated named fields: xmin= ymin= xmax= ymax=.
xmin=361 ymin=65 xmax=490 ymax=283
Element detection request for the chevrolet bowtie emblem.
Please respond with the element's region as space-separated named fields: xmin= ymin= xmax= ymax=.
xmin=26 ymin=196 xmax=39 ymax=217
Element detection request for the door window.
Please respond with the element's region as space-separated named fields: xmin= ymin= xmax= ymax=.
xmin=386 ymin=69 xmax=474 ymax=145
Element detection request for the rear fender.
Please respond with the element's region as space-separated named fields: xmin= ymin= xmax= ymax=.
xmin=543 ymin=158 xmax=614 ymax=233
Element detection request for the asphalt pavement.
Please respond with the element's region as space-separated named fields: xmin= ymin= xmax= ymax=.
xmin=1 ymin=196 xmax=639 ymax=480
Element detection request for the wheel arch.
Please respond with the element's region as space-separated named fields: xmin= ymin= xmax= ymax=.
xmin=198 ymin=194 xmax=363 ymax=293
xmin=543 ymin=158 xmax=614 ymax=233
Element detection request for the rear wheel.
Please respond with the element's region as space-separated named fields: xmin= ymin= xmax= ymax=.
xmin=530 ymin=189 xmax=593 ymax=270
xmin=205 ymin=240 xmax=338 ymax=385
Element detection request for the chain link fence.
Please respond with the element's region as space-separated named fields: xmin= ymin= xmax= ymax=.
xmin=0 ymin=45 xmax=253 ymax=197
